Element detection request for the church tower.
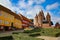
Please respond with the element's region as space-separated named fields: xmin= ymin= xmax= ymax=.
xmin=38 ymin=10 xmax=45 ymax=27
xmin=34 ymin=14 xmax=38 ymax=27
xmin=40 ymin=10 xmax=45 ymax=20
xmin=34 ymin=10 xmax=53 ymax=28
xmin=46 ymin=12 xmax=51 ymax=26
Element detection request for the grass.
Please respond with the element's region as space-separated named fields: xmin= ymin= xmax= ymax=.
xmin=40 ymin=28 xmax=60 ymax=37
xmin=24 ymin=28 xmax=60 ymax=37
xmin=0 ymin=32 xmax=43 ymax=40
xmin=23 ymin=28 xmax=42 ymax=33
xmin=29 ymin=32 xmax=41 ymax=37
xmin=0 ymin=28 xmax=60 ymax=40
xmin=12 ymin=33 xmax=43 ymax=40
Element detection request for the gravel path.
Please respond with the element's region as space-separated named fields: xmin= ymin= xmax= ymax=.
xmin=36 ymin=36 xmax=60 ymax=40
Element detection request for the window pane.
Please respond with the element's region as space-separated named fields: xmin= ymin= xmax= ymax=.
xmin=0 ymin=20 xmax=2 ymax=24
xmin=4 ymin=21 xmax=9 ymax=24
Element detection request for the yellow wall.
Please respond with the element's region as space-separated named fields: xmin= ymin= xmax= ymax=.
xmin=0 ymin=10 xmax=22 ymax=29
xmin=0 ymin=10 xmax=14 ymax=26
xmin=14 ymin=18 xmax=22 ymax=29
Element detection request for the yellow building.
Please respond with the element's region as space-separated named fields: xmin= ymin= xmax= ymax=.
xmin=14 ymin=15 xmax=22 ymax=29
xmin=0 ymin=5 xmax=22 ymax=30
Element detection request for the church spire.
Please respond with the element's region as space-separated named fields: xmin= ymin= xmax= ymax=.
xmin=46 ymin=12 xmax=51 ymax=26
xmin=35 ymin=14 xmax=38 ymax=19
xmin=39 ymin=10 xmax=45 ymax=20
xmin=34 ymin=14 xmax=39 ymax=27
xmin=37 ymin=10 xmax=45 ymax=27
xmin=46 ymin=12 xmax=51 ymax=21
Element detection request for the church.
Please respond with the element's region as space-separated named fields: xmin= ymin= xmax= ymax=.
xmin=34 ymin=10 xmax=53 ymax=28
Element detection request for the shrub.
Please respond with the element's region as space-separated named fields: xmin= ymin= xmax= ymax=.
xmin=12 ymin=32 xmax=20 ymax=34
xmin=12 ymin=33 xmax=43 ymax=40
xmin=0 ymin=36 xmax=13 ymax=40
xmin=23 ymin=30 xmax=33 ymax=33
xmin=24 ymin=28 xmax=41 ymax=33
xmin=29 ymin=33 xmax=41 ymax=37
xmin=55 ymin=32 xmax=60 ymax=37
xmin=24 ymin=28 xmax=60 ymax=37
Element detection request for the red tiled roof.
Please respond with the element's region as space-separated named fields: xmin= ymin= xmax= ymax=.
xmin=18 ymin=13 xmax=32 ymax=22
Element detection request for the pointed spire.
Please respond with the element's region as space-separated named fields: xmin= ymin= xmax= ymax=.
xmin=41 ymin=9 xmax=43 ymax=13
xmin=38 ymin=10 xmax=44 ymax=15
xmin=41 ymin=10 xmax=45 ymax=20
xmin=46 ymin=12 xmax=51 ymax=22
xmin=36 ymin=14 xmax=37 ymax=17
xmin=46 ymin=12 xmax=51 ymax=18
xmin=47 ymin=12 xmax=50 ymax=15
xmin=46 ymin=12 xmax=51 ymax=26
xmin=35 ymin=14 xmax=38 ymax=18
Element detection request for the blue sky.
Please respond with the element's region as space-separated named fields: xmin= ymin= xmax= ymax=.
xmin=0 ymin=0 xmax=60 ymax=25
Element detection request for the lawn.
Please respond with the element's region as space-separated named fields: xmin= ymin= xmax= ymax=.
xmin=24 ymin=28 xmax=60 ymax=37
xmin=40 ymin=28 xmax=60 ymax=37
xmin=0 ymin=32 xmax=43 ymax=40
xmin=0 ymin=28 xmax=60 ymax=40
xmin=12 ymin=32 xmax=43 ymax=40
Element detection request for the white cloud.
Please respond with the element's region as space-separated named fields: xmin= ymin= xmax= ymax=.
xmin=17 ymin=0 xmax=46 ymax=19
xmin=18 ymin=0 xmax=46 ymax=9
xmin=46 ymin=2 xmax=60 ymax=10
xmin=26 ymin=5 xmax=44 ymax=19
xmin=27 ymin=0 xmax=34 ymax=6
xmin=34 ymin=0 xmax=45 ymax=4
xmin=0 ymin=0 xmax=14 ymax=11
xmin=18 ymin=0 xmax=27 ymax=9
xmin=51 ymin=16 xmax=60 ymax=25
xmin=18 ymin=0 xmax=34 ymax=9
xmin=0 ymin=0 xmax=24 ymax=14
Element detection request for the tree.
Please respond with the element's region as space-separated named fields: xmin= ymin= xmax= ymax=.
xmin=51 ymin=21 xmax=53 ymax=25
xmin=30 ymin=19 xmax=33 ymax=22
xmin=55 ymin=22 xmax=60 ymax=28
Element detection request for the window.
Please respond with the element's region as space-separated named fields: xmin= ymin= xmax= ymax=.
xmin=0 ymin=20 xmax=2 ymax=24
xmin=0 ymin=11 xmax=2 ymax=16
xmin=23 ymin=20 xmax=28 ymax=23
xmin=9 ymin=15 xmax=14 ymax=20
xmin=4 ymin=21 xmax=9 ymax=24
xmin=4 ymin=13 xmax=8 ymax=18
